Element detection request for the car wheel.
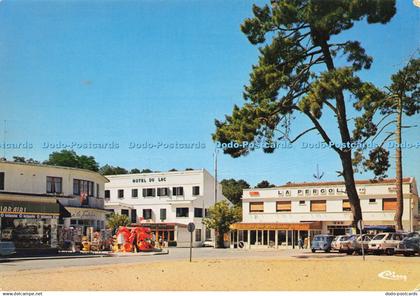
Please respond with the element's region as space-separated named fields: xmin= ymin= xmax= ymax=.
xmin=325 ymin=248 xmax=331 ymax=253
xmin=386 ymin=248 xmax=395 ymax=256
xmin=346 ymin=250 xmax=353 ymax=255
xmin=403 ymin=252 xmax=412 ymax=257
xmin=311 ymin=249 xmax=315 ymax=253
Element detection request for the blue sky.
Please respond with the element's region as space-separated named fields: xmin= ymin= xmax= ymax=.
xmin=0 ymin=0 xmax=419 ymax=186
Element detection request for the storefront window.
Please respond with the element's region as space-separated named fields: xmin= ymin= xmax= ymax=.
xmin=0 ymin=217 xmax=57 ymax=249
xmin=278 ymin=230 xmax=286 ymax=246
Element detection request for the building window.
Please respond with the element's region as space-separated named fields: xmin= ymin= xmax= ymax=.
xmin=310 ymin=200 xmax=326 ymax=212
xmin=132 ymin=189 xmax=138 ymax=198
xmin=369 ymin=198 xmax=376 ymax=203
xmin=143 ymin=209 xmax=152 ymax=220
xmin=342 ymin=199 xmax=351 ymax=211
xmin=205 ymin=208 xmax=209 ymax=217
xmin=195 ymin=229 xmax=202 ymax=242
xmin=192 ymin=186 xmax=200 ymax=196
xmin=194 ymin=208 xmax=203 ymax=218
xmin=118 ymin=189 xmax=124 ymax=199
xmin=121 ymin=209 xmax=129 ymax=217
xmin=105 ymin=190 xmax=110 ymax=199
xmin=172 ymin=187 xmax=184 ymax=196
xmin=176 ymin=207 xmax=189 ymax=217
xmin=160 ymin=209 xmax=167 ymax=221
xmin=0 ymin=172 xmax=4 ymax=190
xmin=131 ymin=209 xmax=137 ymax=224
xmin=96 ymin=184 xmax=99 ymax=198
xmin=73 ymin=179 xmax=94 ymax=196
xmin=299 ymin=200 xmax=305 ymax=205
xmin=143 ymin=188 xmax=156 ymax=197
xmin=205 ymin=228 xmax=211 ymax=239
xmin=276 ymin=201 xmax=291 ymax=212
xmin=46 ymin=176 xmax=62 ymax=194
xmin=249 ymin=202 xmax=264 ymax=213
xmin=157 ymin=188 xmax=169 ymax=197
xmin=383 ymin=198 xmax=397 ymax=211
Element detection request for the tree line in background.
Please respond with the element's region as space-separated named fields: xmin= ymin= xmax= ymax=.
xmin=7 ymin=150 xmax=194 ymax=176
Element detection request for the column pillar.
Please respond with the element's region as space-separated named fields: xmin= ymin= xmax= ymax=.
xmin=275 ymin=230 xmax=278 ymax=248
xmin=247 ymin=230 xmax=251 ymax=249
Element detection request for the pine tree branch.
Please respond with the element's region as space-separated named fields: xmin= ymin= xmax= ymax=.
xmin=295 ymin=106 xmax=343 ymax=154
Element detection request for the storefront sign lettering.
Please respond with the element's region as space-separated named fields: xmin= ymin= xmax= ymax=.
xmin=0 ymin=206 xmax=27 ymax=213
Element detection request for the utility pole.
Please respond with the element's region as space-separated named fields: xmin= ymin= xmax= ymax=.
xmin=214 ymin=149 xmax=218 ymax=204
xmin=2 ymin=120 xmax=6 ymax=159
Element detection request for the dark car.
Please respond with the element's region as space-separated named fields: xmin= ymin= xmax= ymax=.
xmin=396 ymin=237 xmax=420 ymax=256
xmin=311 ymin=235 xmax=334 ymax=253
xmin=0 ymin=241 xmax=16 ymax=256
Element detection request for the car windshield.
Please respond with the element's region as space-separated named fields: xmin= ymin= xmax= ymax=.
xmin=339 ymin=236 xmax=349 ymax=241
xmin=372 ymin=234 xmax=386 ymax=240
xmin=314 ymin=236 xmax=327 ymax=241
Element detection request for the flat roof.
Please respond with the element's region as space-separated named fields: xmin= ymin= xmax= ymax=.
xmin=244 ymin=177 xmax=415 ymax=191
xmin=105 ymin=168 xmax=209 ymax=178
xmin=0 ymin=160 xmax=109 ymax=182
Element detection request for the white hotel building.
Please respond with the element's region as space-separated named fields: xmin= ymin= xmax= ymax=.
xmin=104 ymin=169 xmax=227 ymax=247
xmin=230 ymin=178 xmax=419 ymax=249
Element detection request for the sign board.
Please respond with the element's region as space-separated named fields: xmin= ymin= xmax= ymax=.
xmin=187 ymin=222 xmax=195 ymax=232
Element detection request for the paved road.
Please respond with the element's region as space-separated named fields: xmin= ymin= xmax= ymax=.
xmin=1 ymin=248 xmax=419 ymax=273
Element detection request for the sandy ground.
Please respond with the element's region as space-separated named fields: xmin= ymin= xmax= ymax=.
xmin=1 ymin=256 xmax=420 ymax=291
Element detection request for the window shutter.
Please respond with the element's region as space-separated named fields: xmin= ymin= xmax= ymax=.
xmin=276 ymin=201 xmax=291 ymax=212
xmin=342 ymin=200 xmax=351 ymax=211
xmin=383 ymin=198 xmax=397 ymax=211
xmin=249 ymin=202 xmax=264 ymax=212
xmin=310 ymin=200 xmax=326 ymax=212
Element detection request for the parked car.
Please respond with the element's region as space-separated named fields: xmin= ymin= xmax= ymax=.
xmin=405 ymin=231 xmax=420 ymax=239
xmin=331 ymin=235 xmax=349 ymax=252
xmin=396 ymin=237 xmax=420 ymax=256
xmin=338 ymin=235 xmax=358 ymax=254
xmin=311 ymin=235 xmax=334 ymax=253
xmin=0 ymin=241 xmax=16 ymax=257
xmin=368 ymin=232 xmax=404 ymax=255
xmin=202 ymin=239 xmax=215 ymax=248
xmin=348 ymin=234 xmax=373 ymax=255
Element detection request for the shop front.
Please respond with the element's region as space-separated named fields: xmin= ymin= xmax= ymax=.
xmin=230 ymin=222 xmax=322 ymax=249
xmin=63 ymin=206 xmax=108 ymax=234
xmin=0 ymin=196 xmax=60 ymax=254
xmin=132 ymin=222 xmax=187 ymax=247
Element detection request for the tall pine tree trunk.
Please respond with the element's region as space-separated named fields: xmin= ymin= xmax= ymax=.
xmin=319 ymin=39 xmax=363 ymax=226
xmin=394 ymin=95 xmax=404 ymax=230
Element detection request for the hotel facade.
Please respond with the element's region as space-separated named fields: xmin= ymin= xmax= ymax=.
xmin=104 ymin=169 xmax=227 ymax=247
xmin=230 ymin=178 xmax=419 ymax=249
xmin=0 ymin=161 xmax=109 ymax=253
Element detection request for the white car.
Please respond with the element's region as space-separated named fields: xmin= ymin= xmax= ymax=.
xmin=202 ymin=239 xmax=215 ymax=247
xmin=368 ymin=232 xmax=404 ymax=255
xmin=331 ymin=235 xmax=350 ymax=252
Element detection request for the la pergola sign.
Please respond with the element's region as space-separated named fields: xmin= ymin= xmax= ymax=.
xmin=276 ymin=187 xmax=366 ymax=197
xmin=132 ymin=177 xmax=167 ymax=184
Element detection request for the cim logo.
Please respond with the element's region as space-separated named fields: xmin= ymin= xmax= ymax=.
xmin=378 ymin=271 xmax=407 ymax=281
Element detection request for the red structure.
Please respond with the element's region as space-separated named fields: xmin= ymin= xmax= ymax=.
xmin=115 ymin=226 xmax=155 ymax=252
